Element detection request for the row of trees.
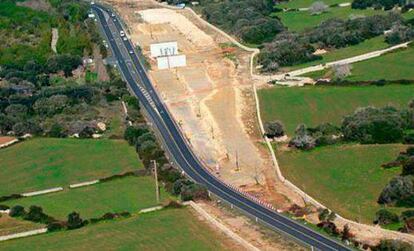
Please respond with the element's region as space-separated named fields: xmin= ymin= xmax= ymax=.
xmin=124 ymin=125 xmax=209 ymax=201
xmin=378 ymin=147 xmax=414 ymax=207
xmin=284 ymin=100 xmax=414 ymax=150
xmin=258 ymin=12 xmax=409 ymax=72
xmin=199 ymin=0 xmax=285 ymax=44
xmin=351 ymin=0 xmax=412 ymax=10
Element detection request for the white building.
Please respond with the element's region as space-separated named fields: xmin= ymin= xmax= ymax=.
xmin=150 ymin=42 xmax=178 ymax=58
xmin=157 ymin=55 xmax=187 ymax=70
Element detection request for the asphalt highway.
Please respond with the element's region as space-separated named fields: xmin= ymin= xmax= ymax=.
xmin=92 ymin=4 xmax=351 ymax=250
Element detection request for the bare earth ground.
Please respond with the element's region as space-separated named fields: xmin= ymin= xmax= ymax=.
xmin=0 ymin=214 xmax=44 ymax=236
xmin=105 ymin=0 xmax=304 ymax=208
xmin=0 ymin=136 xmax=17 ymax=145
xmin=101 ymin=0 xmax=414 ymax=247
xmin=196 ymin=201 xmax=307 ymax=251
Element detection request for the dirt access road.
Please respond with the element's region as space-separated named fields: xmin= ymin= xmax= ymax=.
xmin=103 ymin=0 xmax=303 ymax=209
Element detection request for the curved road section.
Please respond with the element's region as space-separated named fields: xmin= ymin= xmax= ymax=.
xmin=92 ymin=4 xmax=350 ymax=250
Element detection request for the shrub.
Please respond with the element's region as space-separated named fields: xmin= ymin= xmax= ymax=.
xmin=372 ymin=239 xmax=413 ymax=251
xmin=47 ymin=221 xmax=66 ymax=232
xmin=317 ymin=221 xmax=339 ymax=236
xmin=374 ymin=209 xmax=400 ymax=225
xmin=400 ymin=210 xmax=414 ymax=221
xmin=402 ymin=157 xmax=414 ymax=176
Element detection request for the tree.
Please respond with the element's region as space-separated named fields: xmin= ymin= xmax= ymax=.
xmin=24 ymin=205 xmax=49 ymax=223
xmin=79 ymin=126 xmax=95 ymax=138
xmin=309 ymin=1 xmax=329 ymax=15
xmin=378 ymin=175 xmax=414 ymax=205
xmin=48 ymin=123 xmax=66 ymax=138
xmin=332 ymin=63 xmax=352 ymax=79
xmin=289 ymin=124 xmax=316 ymax=150
xmin=374 ymin=209 xmax=399 ymax=225
xmin=9 ymin=205 xmax=26 ymax=217
xmin=341 ymin=106 xmax=405 ymax=144
xmin=5 ymin=104 xmax=28 ymax=119
xmin=402 ymin=157 xmax=414 ymax=176
xmin=318 ymin=208 xmax=330 ymax=221
xmin=341 ymin=224 xmax=353 ymax=241
xmin=385 ymin=24 xmax=414 ymax=45
xmin=67 ymin=212 xmax=84 ymax=230
xmin=264 ymin=120 xmax=285 ymax=138
xmin=12 ymin=121 xmax=42 ymax=136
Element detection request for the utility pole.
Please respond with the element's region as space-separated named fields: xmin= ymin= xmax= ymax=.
xmin=235 ymin=151 xmax=240 ymax=172
xmin=152 ymin=160 xmax=160 ymax=204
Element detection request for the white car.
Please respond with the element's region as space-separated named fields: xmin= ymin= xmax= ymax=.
xmin=120 ymin=30 xmax=125 ymax=37
xmin=111 ymin=13 xmax=115 ymax=17
xmin=123 ymin=37 xmax=127 ymax=41
xmin=129 ymin=50 xmax=134 ymax=54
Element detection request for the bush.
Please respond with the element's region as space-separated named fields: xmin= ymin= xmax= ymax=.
xmin=24 ymin=205 xmax=52 ymax=223
xmin=0 ymin=205 xmax=10 ymax=210
xmin=400 ymin=210 xmax=414 ymax=221
xmin=0 ymin=194 xmax=22 ymax=202
xmin=372 ymin=239 xmax=414 ymax=251
xmin=67 ymin=212 xmax=85 ymax=230
xmin=264 ymin=120 xmax=285 ymax=138
xmin=374 ymin=209 xmax=400 ymax=225
xmin=47 ymin=221 xmax=66 ymax=232
xmin=9 ymin=205 xmax=26 ymax=217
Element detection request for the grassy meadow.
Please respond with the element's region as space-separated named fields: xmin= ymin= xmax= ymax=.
xmin=258 ymin=84 xmax=414 ymax=135
xmin=5 ymin=176 xmax=168 ymax=220
xmin=0 ymin=209 xmax=229 ymax=251
xmin=346 ymin=46 xmax=414 ymax=81
xmin=0 ymin=138 xmax=142 ymax=195
xmin=275 ymin=6 xmax=380 ymax=32
xmin=276 ymin=143 xmax=411 ymax=223
xmin=304 ymin=46 xmax=414 ymax=80
xmin=286 ymin=36 xmax=388 ymax=71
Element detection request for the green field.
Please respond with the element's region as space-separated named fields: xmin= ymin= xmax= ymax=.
xmin=277 ymin=144 xmax=411 ymax=223
xmin=0 ymin=208 xmax=229 ymax=251
xmin=305 ymin=46 xmax=414 ymax=80
xmin=277 ymin=0 xmax=345 ymax=9
xmin=0 ymin=138 xmax=142 ymax=195
xmin=346 ymin=46 xmax=414 ymax=81
xmin=285 ymin=36 xmax=388 ymax=71
xmin=258 ymin=85 xmax=414 ymax=135
xmin=275 ymin=6 xmax=380 ymax=32
xmin=5 ymin=176 xmax=168 ymax=220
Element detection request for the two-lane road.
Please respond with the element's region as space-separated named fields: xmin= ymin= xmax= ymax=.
xmin=92 ymin=5 xmax=351 ymax=250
